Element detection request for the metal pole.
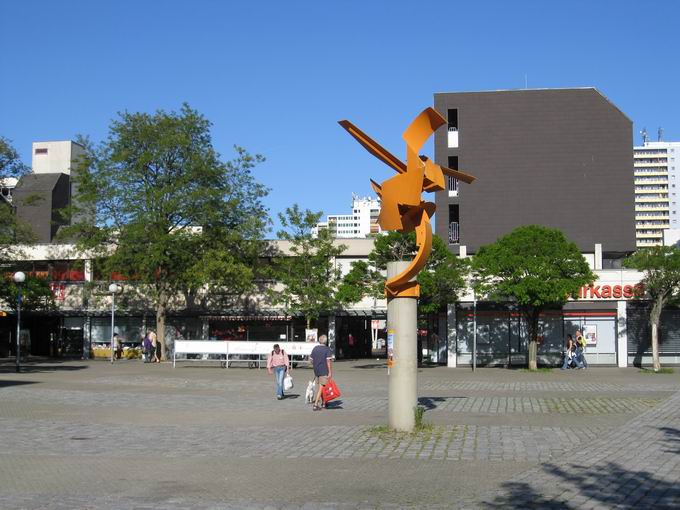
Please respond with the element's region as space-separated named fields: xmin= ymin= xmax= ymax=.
xmin=473 ymin=291 xmax=477 ymax=372
xmin=16 ymin=286 xmax=22 ymax=373
xmin=110 ymin=292 xmax=115 ymax=364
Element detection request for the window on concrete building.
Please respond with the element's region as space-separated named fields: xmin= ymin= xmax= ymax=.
xmin=447 ymin=109 xmax=458 ymax=130
xmin=34 ymin=148 xmax=48 ymax=155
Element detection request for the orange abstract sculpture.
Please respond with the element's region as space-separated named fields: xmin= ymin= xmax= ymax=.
xmin=339 ymin=108 xmax=475 ymax=298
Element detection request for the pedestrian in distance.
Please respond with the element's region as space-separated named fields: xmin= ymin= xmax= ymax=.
xmin=148 ymin=329 xmax=160 ymax=363
xmin=561 ymin=334 xmax=574 ymax=370
xmin=561 ymin=334 xmax=582 ymax=370
xmin=575 ymin=329 xmax=588 ymax=369
xmin=113 ymin=333 xmax=123 ymax=360
xmin=142 ymin=332 xmax=153 ymax=363
xmin=310 ymin=334 xmax=333 ymax=411
xmin=267 ymin=344 xmax=290 ymax=400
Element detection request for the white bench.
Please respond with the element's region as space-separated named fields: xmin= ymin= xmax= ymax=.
xmin=172 ymin=340 xmax=318 ymax=368
xmin=225 ymin=341 xmax=318 ymax=369
xmin=173 ymin=340 xmax=229 ymax=368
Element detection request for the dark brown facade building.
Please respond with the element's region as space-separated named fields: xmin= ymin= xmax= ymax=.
xmin=434 ymin=88 xmax=635 ymax=260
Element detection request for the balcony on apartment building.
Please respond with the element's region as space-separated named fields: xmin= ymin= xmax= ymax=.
xmin=448 ymin=221 xmax=460 ymax=245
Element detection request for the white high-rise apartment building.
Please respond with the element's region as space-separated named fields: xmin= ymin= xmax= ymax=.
xmin=314 ymin=194 xmax=381 ymax=238
xmin=634 ymin=139 xmax=680 ymax=247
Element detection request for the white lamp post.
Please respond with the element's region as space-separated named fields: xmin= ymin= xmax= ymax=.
xmin=13 ymin=271 xmax=26 ymax=373
xmin=109 ymin=283 xmax=119 ymax=364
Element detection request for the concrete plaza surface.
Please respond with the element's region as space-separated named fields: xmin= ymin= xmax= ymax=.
xmin=1 ymin=359 xmax=679 ymax=509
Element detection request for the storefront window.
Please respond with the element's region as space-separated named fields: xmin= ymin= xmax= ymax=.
xmin=90 ymin=317 xmax=144 ymax=347
xmin=209 ymin=319 xmax=290 ymax=341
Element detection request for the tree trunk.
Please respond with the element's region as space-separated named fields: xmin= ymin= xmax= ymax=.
xmin=156 ymin=288 xmax=168 ymax=361
xmin=528 ymin=338 xmax=538 ymax=371
xmin=306 ymin=317 xmax=311 ymax=330
xmin=650 ymin=297 xmax=663 ymax=372
xmin=526 ymin=310 xmax=539 ymax=371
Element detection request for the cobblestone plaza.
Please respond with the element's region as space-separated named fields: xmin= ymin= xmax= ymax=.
xmin=1 ymin=360 xmax=679 ymax=509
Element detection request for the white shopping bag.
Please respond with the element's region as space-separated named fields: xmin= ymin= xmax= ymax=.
xmin=283 ymin=373 xmax=294 ymax=391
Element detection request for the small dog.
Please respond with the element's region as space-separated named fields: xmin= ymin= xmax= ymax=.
xmin=305 ymin=380 xmax=316 ymax=404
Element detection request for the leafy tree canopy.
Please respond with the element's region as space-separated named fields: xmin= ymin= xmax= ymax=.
xmin=623 ymin=245 xmax=680 ymax=371
xmin=345 ymin=230 xmax=469 ymax=315
xmin=268 ymin=204 xmax=348 ymax=328
xmin=66 ymin=104 xmax=269 ymax=355
xmin=472 ymin=225 xmax=595 ymax=306
xmin=472 ymin=225 xmax=595 ymax=369
xmin=0 ymin=136 xmax=29 ymax=178
xmin=624 ymin=246 xmax=680 ymax=303
xmin=0 ymin=137 xmax=34 ymax=250
xmin=0 ymin=275 xmax=54 ymax=312
xmin=0 ymin=137 xmax=43 ymax=310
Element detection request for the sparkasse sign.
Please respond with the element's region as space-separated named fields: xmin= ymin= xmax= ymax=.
xmin=577 ymin=284 xmax=645 ymax=300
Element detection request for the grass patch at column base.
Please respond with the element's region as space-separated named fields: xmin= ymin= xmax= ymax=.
xmin=639 ymin=368 xmax=675 ymax=374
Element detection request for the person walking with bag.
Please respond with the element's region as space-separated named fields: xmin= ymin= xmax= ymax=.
xmin=267 ymin=344 xmax=290 ymax=400
xmin=575 ymin=329 xmax=588 ymax=369
xmin=310 ymin=334 xmax=333 ymax=411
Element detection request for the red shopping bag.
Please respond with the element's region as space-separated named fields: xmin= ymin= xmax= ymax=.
xmin=321 ymin=378 xmax=341 ymax=402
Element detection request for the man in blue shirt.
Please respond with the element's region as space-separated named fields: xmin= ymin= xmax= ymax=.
xmin=310 ymin=334 xmax=333 ymax=411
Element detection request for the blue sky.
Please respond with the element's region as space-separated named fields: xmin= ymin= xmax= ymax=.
xmin=2 ymin=1 xmax=679 ymax=235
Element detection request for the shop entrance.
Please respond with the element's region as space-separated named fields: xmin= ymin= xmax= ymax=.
xmin=336 ymin=316 xmax=385 ymax=359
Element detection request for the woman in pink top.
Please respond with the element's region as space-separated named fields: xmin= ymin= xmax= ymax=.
xmin=267 ymin=344 xmax=290 ymax=400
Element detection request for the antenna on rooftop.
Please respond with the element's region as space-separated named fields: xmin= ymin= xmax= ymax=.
xmin=658 ymin=127 xmax=664 ymax=142
xmin=640 ymin=127 xmax=648 ymax=145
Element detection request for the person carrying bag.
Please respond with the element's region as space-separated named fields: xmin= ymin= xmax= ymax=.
xmin=267 ymin=344 xmax=290 ymax=400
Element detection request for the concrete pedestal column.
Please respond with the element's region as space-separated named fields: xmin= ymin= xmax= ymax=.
xmin=387 ymin=261 xmax=418 ymax=432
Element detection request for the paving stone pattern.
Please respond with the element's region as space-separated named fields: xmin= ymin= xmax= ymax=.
xmin=421 ymin=380 xmax=679 ymax=394
xmin=0 ymin=386 xmax=661 ymax=415
xmin=477 ymin=388 xmax=680 ymax=509
xmin=0 ymin=415 xmax=605 ymax=462
xmin=1 ymin=362 xmax=679 ymax=509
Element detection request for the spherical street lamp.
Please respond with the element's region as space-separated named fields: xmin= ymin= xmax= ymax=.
xmin=109 ymin=283 xmax=120 ymax=364
xmin=13 ymin=271 xmax=26 ymax=373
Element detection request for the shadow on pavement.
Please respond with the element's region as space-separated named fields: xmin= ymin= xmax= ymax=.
xmin=418 ymin=396 xmax=467 ymax=410
xmin=660 ymin=426 xmax=680 ymax=454
xmin=0 ymin=379 xmax=39 ymax=388
xmin=350 ymin=362 xmax=388 ymax=369
xmin=483 ymin=461 xmax=680 ymax=508
xmin=0 ymin=359 xmax=88 ymax=375
xmin=324 ymin=399 xmax=343 ymax=409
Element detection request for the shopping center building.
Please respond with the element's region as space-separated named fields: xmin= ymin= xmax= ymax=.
xmin=3 ymin=237 xmax=680 ymax=367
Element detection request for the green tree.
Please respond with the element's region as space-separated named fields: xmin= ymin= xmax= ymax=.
xmin=0 ymin=136 xmax=29 ymax=177
xmin=66 ymin=104 xmax=269 ymax=358
xmin=623 ymin=246 xmax=680 ymax=372
xmin=472 ymin=225 xmax=595 ymax=370
xmin=0 ymin=137 xmax=49 ymax=312
xmin=0 ymin=136 xmax=34 ymax=257
xmin=348 ymin=230 xmax=469 ymax=314
xmin=268 ymin=205 xmax=348 ymax=329
xmin=0 ymin=275 xmax=54 ymax=312
xmin=336 ymin=259 xmax=379 ymax=305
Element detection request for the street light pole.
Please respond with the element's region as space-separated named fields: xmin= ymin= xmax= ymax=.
xmin=13 ymin=271 xmax=26 ymax=373
xmin=109 ymin=283 xmax=119 ymax=364
xmin=472 ymin=289 xmax=477 ymax=372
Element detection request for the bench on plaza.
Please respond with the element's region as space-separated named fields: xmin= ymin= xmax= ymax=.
xmin=172 ymin=340 xmax=229 ymax=368
xmin=173 ymin=340 xmax=318 ymax=369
